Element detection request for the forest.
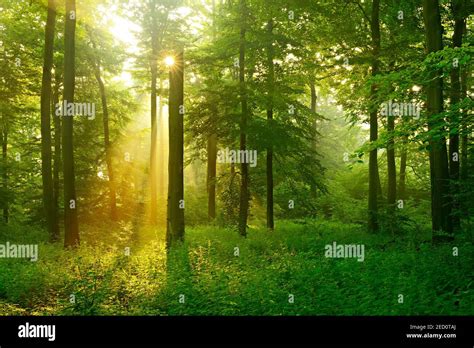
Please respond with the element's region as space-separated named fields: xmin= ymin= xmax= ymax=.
xmin=0 ymin=0 xmax=473 ymax=316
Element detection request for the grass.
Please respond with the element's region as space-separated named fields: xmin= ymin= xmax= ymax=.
xmin=0 ymin=219 xmax=472 ymax=315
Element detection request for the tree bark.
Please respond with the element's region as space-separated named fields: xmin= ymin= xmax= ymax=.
xmin=310 ymin=80 xmax=319 ymax=199
xmin=449 ymin=0 xmax=464 ymax=231
xmin=207 ymin=133 xmax=217 ymax=220
xmin=149 ymin=2 xmax=158 ymax=226
xmin=207 ymin=0 xmax=218 ymax=222
xmin=460 ymin=57 xmax=468 ymax=181
xmin=266 ymin=18 xmax=274 ymax=231
xmin=52 ymin=70 xmax=61 ymax=240
xmin=387 ymin=115 xmax=396 ymax=206
xmin=238 ymin=0 xmax=249 ymax=237
xmin=62 ymin=0 xmax=79 ymax=247
xmin=422 ymin=0 xmax=453 ymax=236
xmin=40 ymin=0 xmax=57 ymax=240
xmin=1 ymin=119 xmax=7 ymax=223
xmin=94 ymin=62 xmax=117 ymax=220
xmin=158 ymin=79 xmax=165 ymax=198
xmin=398 ymin=135 xmax=408 ymax=201
xmin=166 ymin=49 xmax=185 ymax=248
xmin=368 ymin=0 xmax=381 ymax=233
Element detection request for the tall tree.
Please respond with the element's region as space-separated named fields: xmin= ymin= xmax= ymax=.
xmin=166 ymin=49 xmax=185 ymax=248
xmin=398 ymin=134 xmax=408 ymax=201
xmin=266 ymin=17 xmax=274 ymax=231
xmin=93 ymin=59 xmax=118 ymax=220
xmin=207 ymin=0 xmax=218 ymax=221
xmin=207 ymin=131 xmax=217 ymax=220
xmin=387 ymin=116 xmax=396 ymax=206
xmin=62 ymin=0 xmax=79 ymax=247
xmin=149 ymin=0 xmax=159 ymax=226
xmin=448 ymin=0 xmax=465 ymax=231
xmin=460 ymin=37 xmax=468 ymax=182
xmin=52 ymin=70 xmax=61 ymax=240
xmin=368 ymin=0 xmax=381 ymax=232
xmin=422 ymin=0 xmax=452 ymax=236
xmin=238 ymin=0 xmax=249 ymax=237
xmin=40 ymin=0 xmax=57 ymax=240
xmin=1 ymin=113 xmax=7 ymax=223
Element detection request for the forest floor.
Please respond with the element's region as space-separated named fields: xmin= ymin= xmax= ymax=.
xmin=0 ymin=219 xmax=472 ymax=315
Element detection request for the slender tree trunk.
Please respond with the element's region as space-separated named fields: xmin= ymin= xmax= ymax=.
xmin=52 ymin=71 xmax=61 ymax=240
xmin=62 ymin=0 xmax=79 ymax=247
xmin=166 ymin=49 xmax=185 ymax=248
xmin=150 ymin=10 xmax=158 ymax=226
xmin=449 ymin=0 xmax=464 ymax=231
xmin=266 ymin=18 xmax=274 ymax=231
xmin=460 ymin=20 xmax=468 ymax=219
xmin=94 ymin=63 xmax=117 ymax=220
xmin=40 ymin=0 xmax=57 ymax=240
xmin=1 ymin=120 xmax=7 ymax=223
xmin=310 ymin=80 xmax=318 ymax=198
xmin=399 ymin=135 xmax=408 ymax=201
xmin=207 ymin=0 xmax=217 ymax=222
xmin=238 ymin=0 xmax=249 ymax=237
xmin=207 ymin=133 xmax=217 ymax=220
xmin=158 ymin=79 xmax=165 ymax=198
xmin=368 ymin=0 xmax=381 ymax=232
xmin=460 ymin=58 xmax=468 ymax=181
xmin=422 ymin=0 xmax=453 ymax=236
xmin=387 ymin=115 xmax=396 ymax=205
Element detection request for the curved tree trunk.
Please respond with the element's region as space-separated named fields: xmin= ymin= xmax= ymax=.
xmin=94 ymin=63 xmax=117 ymax=220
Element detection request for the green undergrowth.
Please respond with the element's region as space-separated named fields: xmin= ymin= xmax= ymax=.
xmin=0 ymin=220 xmax=472 ymax=315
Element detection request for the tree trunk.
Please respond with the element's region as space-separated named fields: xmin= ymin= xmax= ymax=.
xmin=1 ymin=120 xmax=7 ymax=223
xmin=52 ymin=70 xmax=61 ymax=240
xmin=310 ymin=80 xmax=318 ymax=200
xmin=387 ymin=115 xmax=396 ymax=206
xmin=207 ymin=0 xmax=217 ymax=222
xmin=150 ymin=8 xmax=158 ymax=226
xmin=62 ymin=0 xmax=79 ymax=247
xmin=399 ymin=135 xmax=408 ymax=201
xmin=158 ymin=79 xmax=165 ymax=198
xmin=166 ymin=49 xmax=185 ymax=248
xmin=207 ymin=133 xmax=217 ymax=221
xmin=266 ymin=18 xmax=274 ymax=231
xmin=238 ymin=0 xmax=249 ymax=237
xmin=460 ymin=57 xmax=468 ymax=181
xmin=94 ymin=63 xmax=117 ymax=220
xmin=368 ymin=0 xmax=381 ymax=233
xmin=40 ymin=0 xmax=57 ymax=240
xmin=422 ymin=0 xmax=453 ymax=236
xmin=449 ymin=0 xmax=464 ymax=231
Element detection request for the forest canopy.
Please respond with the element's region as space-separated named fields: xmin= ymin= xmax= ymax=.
xmin=0 ymin=0 xmax=472 ymax=316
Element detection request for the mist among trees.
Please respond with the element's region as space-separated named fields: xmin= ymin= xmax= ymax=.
xmin=0 ymin=0 xmax=472 ymax=315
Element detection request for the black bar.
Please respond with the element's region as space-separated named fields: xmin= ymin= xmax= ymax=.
xmin=0 ymin=316 xmax=472 ymax=346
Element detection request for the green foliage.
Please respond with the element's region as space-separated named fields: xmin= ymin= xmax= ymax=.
xmin=0 ymin=221 xmax=471 ymax=315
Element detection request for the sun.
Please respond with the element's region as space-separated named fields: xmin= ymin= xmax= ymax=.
xmin=164 ymin=56 xmax=175 ymax=67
